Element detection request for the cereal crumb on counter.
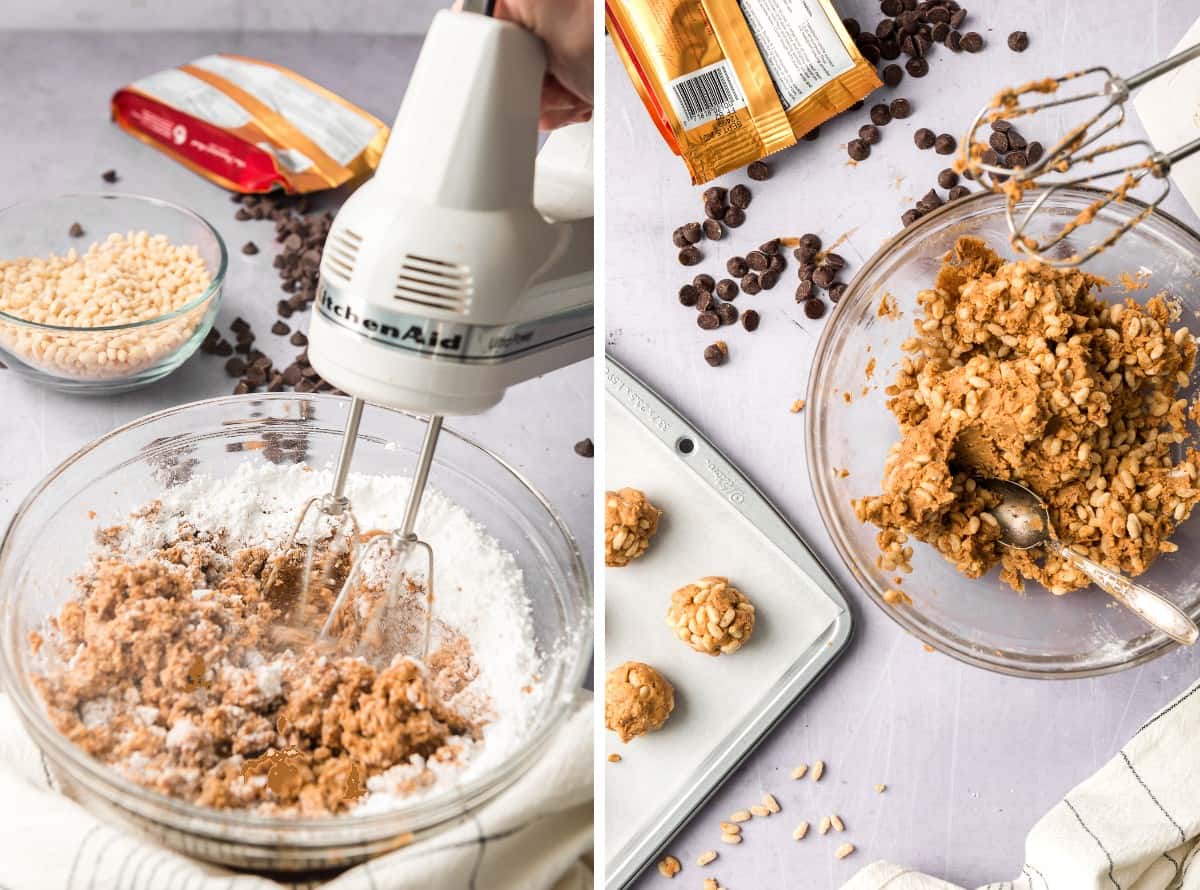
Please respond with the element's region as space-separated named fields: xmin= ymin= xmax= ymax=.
xmin=607 ymin=753 xmax=621 ymax=763
xmin=791 ymin=398 xmax=807 ymax=413
xmin=657 ymin=855 xmax=681 ymax=878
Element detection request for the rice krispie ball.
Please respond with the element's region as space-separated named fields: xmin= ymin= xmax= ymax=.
xmin=666 ymin=576 xmax=756 ymax=655
xmin=605 ymin=487 xmax=662 ymax=567
xmin=605 ymin=660 xmax=674 ymax=743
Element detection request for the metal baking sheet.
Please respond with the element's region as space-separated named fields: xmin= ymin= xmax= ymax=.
xmin=604 ymin=356 xmax=854 ymax=889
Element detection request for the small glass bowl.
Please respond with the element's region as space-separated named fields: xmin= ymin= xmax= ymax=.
xmin=0 ymin=194 xmax=226 ymax=394
xmin=808 ymin=188 xmax=1200 ymax=678
xmin=0 ymin=395 xmax=591 ymax=872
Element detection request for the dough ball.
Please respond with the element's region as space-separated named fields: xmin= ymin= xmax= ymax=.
xmin=666 ymin=576 xmax=755 ymax=655
xmin=605 ymin=660 xmax=675 ymax=743
xmin=605 ymin=487 xmax=662 ymax=567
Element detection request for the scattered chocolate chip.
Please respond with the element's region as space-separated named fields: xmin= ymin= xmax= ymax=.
xmin=1007 ymin=30 xmax=1029 ymax=52
xmin=828 ymin=282 xmax=847 ymax=303
xmin=889 ymin=97 xmax=912 ymax=119
xmin=802 ymin=127 xmax=821 ymax=141
xmin=795 ymin=279 xmax=816 ymax=301
xmin=858 ymin=124 xmax=882 ymax=145
xmin=947 ymin=185 xmax=971 ymax=200
xmin=277 ymin=300 xmax=293 ymax=318
xmin=945 ymin=29 xmax=962 ymax=51
xmin=682 ymin=221 xmax=702 ymax=243
xmin=760 ymin=269 xmax=780 ymax=290
xmin=905 ymin=56 xmax=929 ymax=78
xmin=767 ymin=254 xmax=785 ymax=273
xmin=716 ymin=279 xmax=739 ymax=300
xmin=800 ymin=233 xmax=822 ymax=252
xmin=68 ymin=222 xmax=84 ymax=238
xmin=742 ymin=309 xmax=760 ymax=331
xmin=723 ymin=206 xmax=746 ymax=228
xmin=270 ymin=320 xmax=290 ymax=335
xmin=231 ymin=317 xmax=250 ymax=334
xmin=950 ymin=8 xmax=967 ymax=28
xmin=824 ymin=253 xmax=846 ymax=271
xmin=1027 ymin=141 xmax=1044 ymax=164
xmin=574 ymin=438 xmax=594 ymax=458
xmin=803 ymin=298 xmax=827 ymax=320
xmin=916 ymin=188 xmax=944 ymax=213
xmin=672 ymin=227 xmax=690 ymax=248
xmin=241 ymin=241 xmax=259 ymax=256
xmin=746 ymin=250 xmax=768 ymax=272
xmin=694 ymin=273 xmax=716 ymax=292
xmin=843 ymin=17 xmax=861 ymax=38
xmin=101 ymin=169 xmax=118 ymax=183
xmin=696 ymin=290 xmax=716 ymax=312
xmin=1006 ymin=149 xmax=1029 ymax=168
xmin=716 ymin=302 xmax=739 ymax=326
xmin=214 ymin=339 xmax=233 ymax=357
xmin=703 ymin=219 xmax=724 ymax=240
xmin=729 ymin=184 xmax=752 ymax=209
xmin=813 ymin=266 xmax=837 ymax=289
xmin=223 ymin=357 xmax=247 ymax=377
xmin=727 ymin=256 xmax=749 ymax=277
xmin=991 ymin=119 xmax=1013 ymax=133
xmin=937 ymin=168 xmax=960 ymax=189
xmin=961 ymin=31 xmax=984 ymax=52
xmin=882 ymin=64 xmax=904 ymax=87
xmin=848 ymin=138 xmax=871 ymax=161
xmin=289 ymin=331 xmax=308 ymax=347
xmin=989 ymin=130 xmax=1010 ymax=153
xmin=703 ymin=186 xmax=727 ymax=204
xmin=748 ymin=160 xmax=771 ymax=181
xmin=282 ymin=364 xmax=303 ymax=386
xmin=870 ymin=103 xmax=893 ymax=126
xmin=703 ymin=341 xmax=728 ymax=367
xmin=679 ymin=284 xmax=700 ymax=307
xmin=881 ymin=0 xmax=902 ymax=14
xmin=760 ymin=238 xmax=781 ymax=256
xmin=705 ymin=200 xmax=726 ymax=220
xmin=914 ymin=128 xmax=936 ymax=149
xmin=233 ymin=381 xmax=250 ymax=395
xmin=934 ymin=133 xmax=957 ymax=155
xmin=901 ymin=208 xmax=923 ymax=227
xmin=1007 ymin=131 xmax=1027 ymax=151
xmin=697 ymin=311 xmax=720 ymax=330
xmin=678 ymin=246 xmax=702 ymax=266
xmin=741 ymin=274 xmax=762 ymax=296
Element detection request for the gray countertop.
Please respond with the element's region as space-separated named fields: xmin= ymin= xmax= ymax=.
xmin=0 ymin=31 xmax=594 ymax=575
xmin=606 ymin=1 xmax=1200 ymax=886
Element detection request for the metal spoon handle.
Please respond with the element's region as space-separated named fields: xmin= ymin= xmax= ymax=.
xmin=1047 ymin=539 xmax=1199 ymax=645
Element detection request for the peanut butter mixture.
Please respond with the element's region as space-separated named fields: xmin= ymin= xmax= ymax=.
xmin=31 ymin=523 xmax=484 ymax=816
xmin=855 ymin=238 xmax=1200 ymax=594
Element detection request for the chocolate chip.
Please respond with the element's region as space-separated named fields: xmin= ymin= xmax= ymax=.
xmin=697 ymin=290 xmax=716 ymax=312
xmin=716 ymin=279 xmax=739 ymax=300
xmin=881 ymin=0 xmax=902 ymax=14
xmin=861 ymin=43 xmax=881 ymax=65
xmin=574 ymin=438 xmax=594 ymax=458
xmin=875 ymin=18 xmax=895 ymax=39
xmin=748 ymin=160 xmax=771 ymax=181
xmin=931 ymin=21 xmax=949 ymax=42
xmin=950 ymin=8 xmax=967 ymax=28
xmin=703 ymin=219 xmax=724 ymax=240
xmin=870 ymin=103 xmax=892 ymax=126
xmin=961 ymin=31 xmax=984 ymax=52
xmin=760 ymin=238 xmax=781 ymax=256
xmin=682 ymin=221 xmax=702 ymax=243
xmin=277 ymin=300 xmax=293 ymax=318
xmin=947 ymin=185 xmax=971 ymax=200
xmin=803 ymin=298 xmax=827 ymax=320
xmin=729 ymin=184 xmax=752 ymax=209
xmin=271 ymin=320 xmax=290 ymax=335
xmin=68 ymin=222 xmax=84 ymax=238
xmin=1006 ymin=131 xmax=1027 ymax=151
xmin=824 ymin=253 xmax=846 ymax=271
xmin=267 ymin=374 xmax=285 ymax=393
xmin=741 ymin=274 xmax=762 ymax=296
xmin=241 ymin=241 xmax=259 ymax=256
xmin=828 ymin=282 xmax=847 ymax=303
xmin=945 ymin=30 xmax=962 ymax=52
xmin=214 ymin=340 xmax=233 ymax=357
xmin=905 ymin=56 xmax=929 ymax=78
xmin=1027 ymin=141 xmax=1044 ymax=164
xmin=800 ymin=233 xmax=822 ymax=252
xmin=694 ymin=273 xmax=716 ymax=292
xmin=672 ymin=227 xmax=691 ymax=248
xmin=981 ymin=148 xmax=1000 ymax=167
xmin=289 ymin=331 xmax=308 ymax=347
xmin=233 ymin=381 xmax=251 ymax=395
xmin=768 ymin=254 xmax=785 ymax=273
xmin=802 ymin=127 xmax=821 ymax=141
xmin=934 ymin=133 xmax=957 ymax=155
xmin=926 ymin=6 xmax=950 ymax=24
xmin=678 ymin=284 xmax=700 ymax=307
xmin=880 ymin=37 xmax=901 ymax=60
xmin=742 ymin=309 xmax=760 ymax=332
xmin=727 ymin=256 xmax=749 ymax=277
xmin=231 ymin=317 xmax=250 ymax=334
xmin=244 ymin=366 xmax=267 ymax=386
xmin=901 ymin=208 xmax=923 ymax=227
xmin=889 ymin=97 xmax=912 ymax=119
xmin=882 ymin=64 xmax=904 ymax=87
xmin=705 ymin=200 xmax=727 ymax=221
xmin=813 ymin=266 xmax=836 ymax=288
xmin=1007 ymin=30 xmax=1029 ymax=52
xmin=843 ymin=17 xmax=861 ymax=38
xmin=917 ymin=188 xmax=944 ymax=213
xmin=716 ymin=302 xmax=739 ymax=326
xmin=760 ymin=269 xmax=780 ymax=290
xmin=703 ymin=341 xmax=728 ymax=367
xmin=1006 ymin=150 xmax=1029 ymax=168
xmin=224 ymin=357 xmax=247 ymax=377
xmin=938 ymin=168 xmax=960 ymax=188
xmin=282 ymin=364 xmax=303 ymax=385
xmin=723 ymin=206 xmax=746 ymax=228
xmin=795 ymin=279 xmax=815 ymax=301
xmin=101 ymin=169 xmax=118 ymax=183
xmin=989 ymin=131 xmax=1010 ymax=153
xmin=697 ymin=311 xmax=720 ymax=330
xmin=703 ymin=186 xmax=727 ymax=204
xmin=848 ymin=138 xmax=871 ymax=161
xmin=914 ymin=128 xmax=936 ymax=149
xmin=744 ymin=250 xmax=766 ymax=272
xmin=678 ymin=246 xmax=702 ymax=266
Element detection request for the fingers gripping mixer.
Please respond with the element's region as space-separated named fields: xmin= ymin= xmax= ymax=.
xmin=270 ymin=8 xmax=593 ymax=654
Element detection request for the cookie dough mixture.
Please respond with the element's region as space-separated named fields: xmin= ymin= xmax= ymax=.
xmin=605 ymin=661 xmax=674 ymax=743
xmin=855 ymin=238 xmax=1200 ymax=594
xmin=29 ymin=462 xmax=546 ymax=816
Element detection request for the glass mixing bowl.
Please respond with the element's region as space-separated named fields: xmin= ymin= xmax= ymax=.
xmin=0 ymin=395 xmax=591 ymax=872
xmin=808 ymin=188 xmax=1200 ymax=678
xmin=0 ymin=194 xmax=225 ymax=394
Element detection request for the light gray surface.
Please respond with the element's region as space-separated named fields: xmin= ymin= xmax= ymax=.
xmin=606 ymin=1 xmax=1200 ymax=886
xmin=0 ymin=31 xmax=594 ymax=587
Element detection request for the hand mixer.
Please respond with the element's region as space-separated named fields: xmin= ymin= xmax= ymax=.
xmin=962 ymin=43 xmax=1200 ymax=267
xmin=264 ymin=3 xmax=593 ymax=657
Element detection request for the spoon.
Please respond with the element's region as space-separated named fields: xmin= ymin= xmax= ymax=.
xmin=981 ymin=477 xmax=1199 ymax=646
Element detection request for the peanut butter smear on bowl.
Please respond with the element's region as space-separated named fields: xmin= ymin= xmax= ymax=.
xmin=854 ymin=237 xmax=1200 ymax=595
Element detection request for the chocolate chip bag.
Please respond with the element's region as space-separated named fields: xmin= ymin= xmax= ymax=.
xmin=607 ymin=0 xmax=881 ymax=183
xmin=112 ymin=54 xmax=389 ymax=194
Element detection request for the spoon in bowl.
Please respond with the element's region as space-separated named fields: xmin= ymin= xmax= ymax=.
xmin=981 ymin=477 xmax=1199 ymax=646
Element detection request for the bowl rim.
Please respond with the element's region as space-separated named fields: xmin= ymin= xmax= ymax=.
xmin=806 ymin=186 xmax=1200 ymax=679
xmin=0 ymin=192 xmax=228 ymax=333
xmin=0 ymin=393 xmax=592 ymax=834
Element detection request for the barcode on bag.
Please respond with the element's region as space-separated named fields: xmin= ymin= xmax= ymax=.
xmin=667 ymin=60 xmax=747 ymax=130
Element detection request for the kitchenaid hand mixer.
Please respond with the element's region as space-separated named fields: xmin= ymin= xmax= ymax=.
xmin=264 ymin=5 xmax=592 ymax=659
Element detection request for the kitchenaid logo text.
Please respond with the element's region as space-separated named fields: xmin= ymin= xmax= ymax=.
xmin=320 ymin=290 xmax=462 ymax=351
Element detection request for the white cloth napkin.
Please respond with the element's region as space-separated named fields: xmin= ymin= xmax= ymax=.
xmin=843 ymin=680 xmax=1200 ymax=890
xmin=0 ymin=693 xmax=593 ymax=890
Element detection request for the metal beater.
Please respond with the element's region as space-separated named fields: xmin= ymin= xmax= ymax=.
xmin=962 ymin=43 xmax=1200 ymax=267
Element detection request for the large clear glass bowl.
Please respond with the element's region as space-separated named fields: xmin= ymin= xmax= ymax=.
xmin=0 ymin=193 xmax=225 ymax=394
xmin=0 ymin=395 xmax=591 ymax=872
xmin=808 ymin=188 xmax=1200 ymax=678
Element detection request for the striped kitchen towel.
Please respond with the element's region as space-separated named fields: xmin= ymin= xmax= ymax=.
xmin=843 ymin=679 xmax=1200 ymax=890
xmin=0 ymin=694 xmax=592 ymax=890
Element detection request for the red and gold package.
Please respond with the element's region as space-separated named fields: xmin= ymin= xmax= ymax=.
xmin=112 ymin=54 xmax=389 ymax=194
xmin=607 ymin=0 xmax=881 ymax=183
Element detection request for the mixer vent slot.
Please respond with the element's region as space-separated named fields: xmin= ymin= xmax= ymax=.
xmin=394 ymin=254 xmax=473 ymax=314
xmin=322 ymin=228 xmax=362 ymax=283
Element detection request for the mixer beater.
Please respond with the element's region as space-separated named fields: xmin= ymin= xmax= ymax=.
xmin=961 ymin=43 xmax=1200 ymax=267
